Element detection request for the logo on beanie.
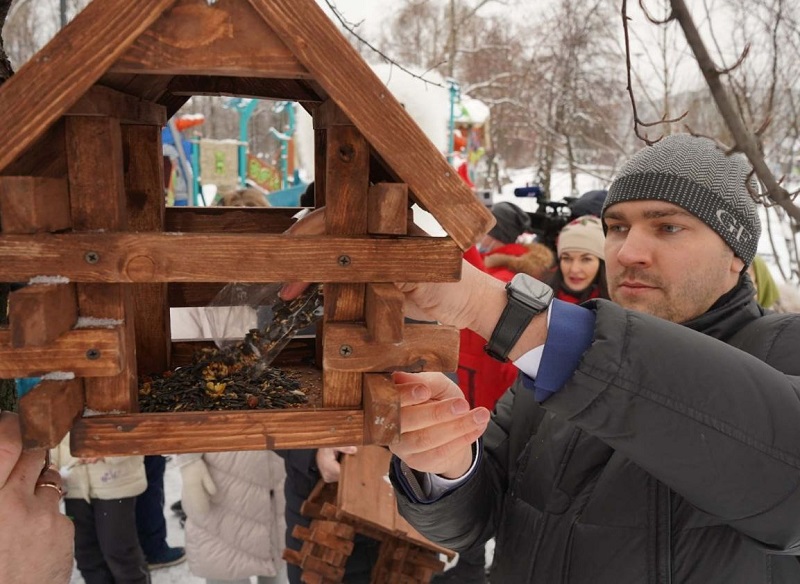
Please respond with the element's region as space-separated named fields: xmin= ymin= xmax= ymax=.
xmin=715 ymin=209 xmax=753 ymax=243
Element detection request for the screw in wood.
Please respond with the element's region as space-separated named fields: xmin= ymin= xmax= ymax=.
xmin=339 ymin=345 xmax=353 ymax=357
xmin=84 ymin=251 xmax=100 ymax=264
xmin=85 ymin=348 xmax=101 ymax=360
xmin=337 ymin=255 xmax=351 ymax=267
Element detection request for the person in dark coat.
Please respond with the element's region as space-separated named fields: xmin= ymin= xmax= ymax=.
xmin=382 ymin=134 xmax=800 ymax=583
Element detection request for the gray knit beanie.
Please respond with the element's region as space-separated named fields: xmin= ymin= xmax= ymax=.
xmin=603 ymin=134 xmax=760 ymax=266
xmin=488 ymin=202 xmax=532 ymax=244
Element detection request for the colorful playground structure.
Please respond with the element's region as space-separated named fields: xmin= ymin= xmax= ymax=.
xmin=163 ymin=100 xmax=307 ymax=207
xmin=163 ymin=75 xmax=491 ymax=208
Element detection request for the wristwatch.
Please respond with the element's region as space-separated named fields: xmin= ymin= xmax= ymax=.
xmin=484 ymin=273 xmax=553 ymax=362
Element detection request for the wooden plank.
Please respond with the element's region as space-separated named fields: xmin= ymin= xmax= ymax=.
xmin=111 ymin=0 xmax=310 ymax=79
xmin=0 ymin=327 xmax=123 ymax=378
xmin=98 ymin=72 xmax=175 ymax=103
xmin=165 ymin=206 xmax=299 ymax=233
xmin=365 ymin=284 xmax=404 ymax=344
xmin=8 ymin=284 xmax=78 ymax=348
xmin=0 ymin=0 xmax=179 ymax=173
xmin=66 ymin=117 xmax=128 ymax=230
xmin=321 ymin=113 xmax=370 ymax=409
xmin=67 ymin=85 xmax=166 ymax=126
xmin=67 ymin=116 xmax=138 ymax=413
xmin=368 ymin=183 xmax=408 ymax=236
xmin=313 ymin=100 xmax=352 ymax=129
xmin=323 ymin=324 xmax=459 ymax=373
xmin=247 ymin=0 xmax=494 ymax=250
xmin=167 ymin=76 xmax=322 ymax=102
xmin=0 ymin=121 xmax=67 ymax=179
xmin=69 ymin=409 xmax=365 ymax=456
xmin=337 ymin=446 xmax=453 ymax=554
xmin=124 ymin=124 xmax=170 ymax=377
xmin=0 ymin=177 xmax=71 ymax=233
xmin=19 ymin=379 xmax=84 ymax=449
xmin=0 ymin=234 xmax=463 ymax=283
xmin=362 ymin=374 xmax=400 ymax=445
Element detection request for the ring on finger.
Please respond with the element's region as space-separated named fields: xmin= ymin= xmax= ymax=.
xmin=35 ymin=481 xmax=64 ymax=498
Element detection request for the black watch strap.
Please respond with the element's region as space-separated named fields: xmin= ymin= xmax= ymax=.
xmin=484 ymin=296 xmax=538 ymax=362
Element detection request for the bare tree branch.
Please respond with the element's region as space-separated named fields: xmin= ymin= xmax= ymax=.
xmin=623 ymin=0 xmax=688 ymax=144
xmin=639 ymin=0 xmax=674 ymax=25
xmin=670 ymin=0 xmax=800 ymax=223
xmin=323 ymin=0 xmax=449 ymax=88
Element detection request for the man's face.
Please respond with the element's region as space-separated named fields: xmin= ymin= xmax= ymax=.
xmin=603 ymin=200 xmax=744 ymax=323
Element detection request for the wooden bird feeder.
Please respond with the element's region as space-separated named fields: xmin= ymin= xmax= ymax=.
xmin=0 ymin=0 xmax=493 ymax=456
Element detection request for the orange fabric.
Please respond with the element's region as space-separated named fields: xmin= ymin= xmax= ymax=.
xmin=456 ymin=246 xmax=519 ymax=410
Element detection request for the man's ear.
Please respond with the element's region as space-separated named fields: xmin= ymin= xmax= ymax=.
xmin=732 ymin=255 xmax=746 ymax=275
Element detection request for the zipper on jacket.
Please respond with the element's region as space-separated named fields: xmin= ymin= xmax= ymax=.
xmin=652 ymin=481 xmax=672 ymax=584
xmin=560 ymin=512 xmax=582 ymax=584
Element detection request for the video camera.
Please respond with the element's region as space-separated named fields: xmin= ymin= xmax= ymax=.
xmin=513 ymin=185 xmax=573 ymax=253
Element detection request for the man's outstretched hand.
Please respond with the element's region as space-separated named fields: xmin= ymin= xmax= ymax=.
xmin=389 ymin=372 xmax=490 ymax=479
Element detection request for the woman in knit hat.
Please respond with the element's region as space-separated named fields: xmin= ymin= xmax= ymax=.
xmin=549 ymin=215 xmax=608 ymax=303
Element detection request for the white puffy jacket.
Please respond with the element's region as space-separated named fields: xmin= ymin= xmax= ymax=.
xmin=181 ymin=450 xmax=287 ymax=580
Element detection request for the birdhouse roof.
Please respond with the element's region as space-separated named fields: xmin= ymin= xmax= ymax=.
xmin=0 ymin=0 xmax=493 ymax=249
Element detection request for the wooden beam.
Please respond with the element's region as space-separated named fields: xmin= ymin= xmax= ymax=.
xmin=67 ymin=85 xmax=167 ymax=126
xmin=368 ymin=183 xmax=408 ymax=236
xmin=124 ymin=124 xmax=171 ymax=378
xmin=69 ymin=409 xmax=365 ymax=456
xmin=0 ymin=327 xmax=123 ymax=378
xmin=67 ymin=116 xmax=138 ymax=413
xmin=0 ymin=233 xmax=463 ymax=283
xmin=0 ymin=177 xmax=71 ymax=233
xmin=165 ymin=206 xmax=299 ymax=233
xmin=167 ymin=75 xmax=321 ymax=102
xmin=8 ymin=284 xmax=78 ymax=348
xmin=247 ymin=0 xmax=494 ymax=250
xmin=0 ymin=121 xmax=68 ymax=179
xmin=19 ymin=379 xmax=84 ymax=449
xmin=362 ymin=374 xmax=400 ymax=445
xmin=0 ymin=0 xmax=179 ymax=174
xmin=365 ymin=284 xmax=404 ymax=344
xmin=111 ymin=0 xmax=310 ymax=79
xmin=323 ymin=324 xmax=459 ymax=373
xmin=320 ymin=107 xmax=370 ymax=409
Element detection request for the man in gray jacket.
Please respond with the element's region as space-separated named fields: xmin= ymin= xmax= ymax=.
xmin=388 ymin=134 xmax=800 ymax=583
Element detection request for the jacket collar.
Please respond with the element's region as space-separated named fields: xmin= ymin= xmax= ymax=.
xmin=682 ymin=274 xmax=763 ymax=342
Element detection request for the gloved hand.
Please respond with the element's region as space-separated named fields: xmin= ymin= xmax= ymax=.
xmin=180 ymin=457 xmax=217 ymax=518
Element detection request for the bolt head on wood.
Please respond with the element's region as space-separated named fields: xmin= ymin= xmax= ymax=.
xmin=84 ymin=251 xmax=100 ymax=264
xmin=339 ymin=345 xmax=353 ymax=357
xmin=337 ymin=255 xmax=351 ymax=267
xmin=85 ymin=348 xmax=101 ymax=360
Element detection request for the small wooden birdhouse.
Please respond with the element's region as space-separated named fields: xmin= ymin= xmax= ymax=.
xmin=0 ymin=0 xmax=493 ymax=456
